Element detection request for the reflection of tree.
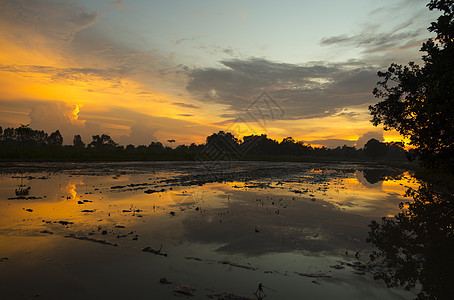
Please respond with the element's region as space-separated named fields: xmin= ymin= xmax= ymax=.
xmin=14 ymin=176 xmax=31 ymax=197
xmin=15 ymin=185 xmax=30 ymax=196
xmin=367 ymin=185 xmax=454 ymax=299
xmin=362 ymin=168 xmax=403 ymax=184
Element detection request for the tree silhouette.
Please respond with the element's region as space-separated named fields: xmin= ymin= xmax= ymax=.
xmin=206 ymin=131 xmax=239 ymax=152
xmin=370 ymin=0 xmax=454 ymax=170
xmin=73 ymin=134 xmax=85 ymax=148
xmin=148 ymin=141 xmax=164 ymax=152
xmin=0 ymin=125 xmax=410 ymax=161
xmin=48 ymin=130 xmax=63 ymax=147
xmin=364 ymin=138 xmax=387 ymax=159
xmin=125 ymin=144 xmax=135 ymax=151
xmin=280 ymin=137 xmax=308 ymax=155
xmin=0 ymin=124 xmax=49 ymax=146
xmin=89 ymin=134 xmax=117 ymax=150
xmin=243 ymin=134 xmax=280 ymax=155
xmin=15 ymin=124 xmax=33 ymax=144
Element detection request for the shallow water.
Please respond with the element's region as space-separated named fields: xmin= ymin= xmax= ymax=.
xmin=0 ymin=161 xmax=420 ymax=299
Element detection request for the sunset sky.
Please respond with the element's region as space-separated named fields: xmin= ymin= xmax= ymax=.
xmin=0 ymin=0 xmax=440 ymax=147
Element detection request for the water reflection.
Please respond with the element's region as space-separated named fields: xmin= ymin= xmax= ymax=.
xmin=367 ymin=185 xmax=454 ymax=299
xmin=362 ymin=168 xmax=404 ymax=184
xmin=13 ymin=176 xmax=31 ymax=197
xmin=0 ymin=163 xmax=416 ymax=252
xmin=0 ymin=162 xmax=422 ymax=299
xmin=65 ymin=183 xmax=78 ymax=200
xmin=179 ymin=184 xmax=371 ymax=256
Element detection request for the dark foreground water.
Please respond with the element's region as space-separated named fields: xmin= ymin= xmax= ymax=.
xmin=0 ymin=161 xmax=421 ymax=299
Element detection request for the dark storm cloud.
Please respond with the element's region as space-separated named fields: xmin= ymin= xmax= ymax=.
xmin=186 ymin=58 xmax=377 ymax=119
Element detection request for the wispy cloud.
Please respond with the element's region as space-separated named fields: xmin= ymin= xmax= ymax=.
xmin=320 ymin=0 xmax=437 ymax=57
xmin=172 ymin=102 xmax=201 ymax=109
xmin=172 ymin=36 xmax=201 ymax=46
xmin=320 ymin=30 xmax=422 ymax=54
xmin=108 ymin=0 xmax=126 ymax=9
xmin=0 ymin=64 xmax=120 ymax=84
xmin=0 ymin=0 xmax=97 ymax=42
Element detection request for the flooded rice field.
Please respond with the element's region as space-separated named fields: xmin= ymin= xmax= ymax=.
xmin=0 ymin=161 xmax=420 ymax=299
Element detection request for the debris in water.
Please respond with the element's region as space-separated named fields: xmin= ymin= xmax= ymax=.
xmin=142 ymin=244 xmax=167 ymax=257
xmin=144 ymin=188 xmax=165 ymax=194
xmin=65 ymin=234 xmax=118 ymax=246
xmin=159 ymin=277 xmax=173 ymax=284
xmin=330 ymin=264 xmax=345 ymax=270
xmin=111 ymin=185 xmax=126 ymax=189
xmin=295 ymin=272 xmax=332 ymax=278
xmin=218 ymin=261 xmax=257 ymax=271
xmin=174 ymin=284 xmax=196 ymax=297
xmin=184 ymin=256 xmax=202 ymax=261
xmin=207 ymin=292 xmax=253 ymax=299
xmin=56 ymin=220 xmax=74 ymax=226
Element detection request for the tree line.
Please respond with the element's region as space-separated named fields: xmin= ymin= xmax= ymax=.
xmin=0 ymin=124 xmax=406 ymax=162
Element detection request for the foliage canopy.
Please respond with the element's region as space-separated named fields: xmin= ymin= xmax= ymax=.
xmin=370 ymin=0 xmax=454 ymax=170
